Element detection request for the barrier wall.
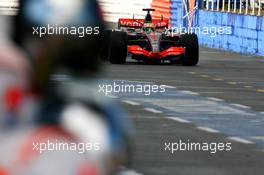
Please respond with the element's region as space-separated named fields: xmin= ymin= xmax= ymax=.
xmin=170 ymin=1 xmax=264 ymax=56
xmin=171 ymin=0 xmax=185 ymax=27
xmin=197 ymin=10 xmax=264 ymax=56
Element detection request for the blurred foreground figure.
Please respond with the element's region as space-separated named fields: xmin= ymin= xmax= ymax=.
xmin=0 ymin=15 xmax=34 ymax=128
xmin=0 ymin=0 xmax=134 ymax=175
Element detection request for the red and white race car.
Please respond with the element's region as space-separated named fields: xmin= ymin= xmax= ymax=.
xmin=108 ymin=9 xmax=199 ymax=66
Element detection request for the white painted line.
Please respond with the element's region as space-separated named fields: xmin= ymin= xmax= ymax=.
xmin=257 ymin=89 xmax=264 ymax=93
xmin=260 ymin=112 xmax=264 ymax=115
xmin=122 ymin=100 xmax=140 ymax=106
xmin=118 ymin=166 xmax=143 ymax=175
xmin=196 ymin=127 xmax=220 ymax=133
xmin=188 ymin=72 xmax=197 ymax=74
xmin=250 ymin=119 xmax=262 ymax=123
xmin=213 ymin=78 xmax=223 ymax=81
xmin=207 ymin=97 xmax=224 ymax=102
xmin=166 ymin=117 xmax=191 ymax=123
xmin=181 ymin=91 xmax=200 ymax=95
xmin=121 ymin=170 xmax=143 ymax=175
xmin=144 ymin=108 xmax=163 ymax=114
xmin=251 ymin=136 xmax=264 ymax=141
xmin=200 ymin=75 xmax=210 ymax=78
xmin=231 ymin=104 xmax=251 ymax=109
xmin=200 ymin=51 xmax=220 ymax=54
xmin=227 ymin=82 xmax=237 ymax=85
xmin=107 ymin=95 xmax=118 ymax=99
xmin=163 ymin=85 xmax=176 ymax=89
xmin=199 ymin=92 xmax=224 ymax=94
xmin=228 ymin=137 xmax=254 ymax=144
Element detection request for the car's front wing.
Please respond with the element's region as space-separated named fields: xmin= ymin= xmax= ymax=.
xmin=128 ymin=45 xmax=185 ymax=59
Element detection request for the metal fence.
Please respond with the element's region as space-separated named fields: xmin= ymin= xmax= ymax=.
xmin=203 ymin=0 xmax=264 ymax=15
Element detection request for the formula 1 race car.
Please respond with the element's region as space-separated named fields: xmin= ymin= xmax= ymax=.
xmin=108 ymin=9 xmax=199 ymax=66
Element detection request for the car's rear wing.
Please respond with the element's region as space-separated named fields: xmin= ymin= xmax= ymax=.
xmin=118 ymin=19 xmax=169 ymax=29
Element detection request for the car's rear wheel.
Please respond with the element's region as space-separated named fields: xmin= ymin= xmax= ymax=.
xmin=179 ymin=33 xmax=199 ymax=66
xmin=109 ymin=31 xmax=128 ymax=64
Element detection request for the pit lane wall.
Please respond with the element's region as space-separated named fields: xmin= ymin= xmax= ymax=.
xmin=170 ymin=0 xmax=264 ymax=56
xmin=171 ymin=0 xmax=185 ymax=27
xmin=196 ymin=10 xmax=264 ymax=56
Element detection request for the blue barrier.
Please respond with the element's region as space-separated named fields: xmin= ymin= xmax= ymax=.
xmin=171 ymin=0 xmax=264 ymax=56
xmin=197 ymin=10 xmax=263 ymax=55
xmin=171 ymin=0 xmax=185 ymax=27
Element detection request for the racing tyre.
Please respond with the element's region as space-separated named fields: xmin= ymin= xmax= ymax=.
xmin=179 ymin=33 xmax=199 ymax=66
xmin=109 ymin=31 xmax=127 ymax=64
xmin=99 ymin=30 xmax=112 ymax=61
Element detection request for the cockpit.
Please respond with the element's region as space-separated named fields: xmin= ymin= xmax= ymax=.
xmin=143 ymin=27 xmax=155 ymax=34
xmin=142 ymin=23 xmax=155 ymax=34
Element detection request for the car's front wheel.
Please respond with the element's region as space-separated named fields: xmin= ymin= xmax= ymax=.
xmin=179 ymin=33 xmax=199 ymax=66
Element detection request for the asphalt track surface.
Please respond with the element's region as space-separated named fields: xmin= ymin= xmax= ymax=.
xmin=103 ymin=47 xmax=264 ymax=175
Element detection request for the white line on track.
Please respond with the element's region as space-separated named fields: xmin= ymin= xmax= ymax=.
xmin=107 ymin=95 xmax=118 ymax=99
xmin=144 ymin=108 xmax=163 ymax=114
xmin=207 ymin=97 xmax=224 ymax=102
xmin=200 ymin=51 xmax=221 ymax=54
xmin=121 ymin=170 xmax=143 ymax=175
xmin=231 ymin=104 xmax=251 ymax=109
xmin=198 ymin=92 xmax=224 ymax=94
xmin=163 ymin=85 xmax=176 ymax=89
xmin=260 ymin=112 xmax=264 ymax=115
xmin=196 ymin=127 xmax=220 ymax=133
xmin=227 ymin=82 xmax=237 ymax=85
xmin=257 ymin=89 xmax=264 ymax=93
xmin=122 ymin=100 xmax=140 ymax=106
xmin=166 ymin=117 xmax=191 ymax=123
xmin=181 ymin=91 xmax=200 ymax=95
xmin=228 ymin=137 xmax=254 ymax=144
xmin=200 ymin=75 xmax=210 ymax=78
xmin=251 ymin=136 xmax=264 ymax=141
xmin=172 ymin=86 xmax=240 ymax=90
xmin=119 ymin=166 xmax=143 ymax=175
xmin=243 ymin=86 xmax=253 ymax=88
xmin=213 ymin=78 xmax=223 ymax=81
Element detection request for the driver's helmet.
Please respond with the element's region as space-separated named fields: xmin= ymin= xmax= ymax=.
xmin=143 ymin=23 xmax=155 ymax=34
